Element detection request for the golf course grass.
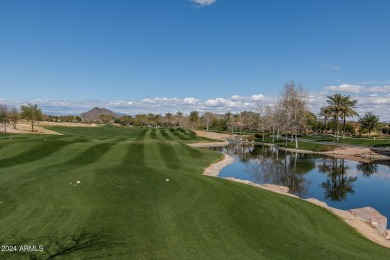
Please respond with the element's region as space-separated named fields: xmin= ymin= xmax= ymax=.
xmin=302 ymin=134 xmax=390 ymax=147
xmin=0 ymin=126 xmax=389 ymax=259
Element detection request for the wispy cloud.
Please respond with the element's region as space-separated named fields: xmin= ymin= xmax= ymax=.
xmin=366 ymin=86 xmax=390 ymax=92
xmin=191 ymin=0 xmax=217 ymax=7
xmin=324 ymin=83 xmax=390 ymax=94
xmin=320 ymin=63 xmax=341 ymax=70
xmin=324 ymin=84 xmax=364 ymax=93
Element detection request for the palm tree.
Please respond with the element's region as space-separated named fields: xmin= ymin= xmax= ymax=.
xmin=176 ymin=111 xmax=183 ymax=127
xmin=188 ymin=111 xmax=199 ymax=130
xmin=147 ymin=113 xmax=155 ymax=127
xmin=154 ymin=114 xmax=162 ymax=128
xmin=326 ymin=93 xmax=344 ymax=141
xmin=340 ymin=96 xmax=358 ymax=139
xmin=165 ymin=113 xmax=172 ymax=127
xmin=319 ymin=106 xmax=332 ymax=134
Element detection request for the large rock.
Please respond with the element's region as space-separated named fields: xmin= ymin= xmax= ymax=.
xmin=349 ymin=207 xmax=388 ymax=238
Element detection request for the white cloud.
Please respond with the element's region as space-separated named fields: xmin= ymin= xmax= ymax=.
xmin=205 ymin=99 xmax=219 ymax=106
xmin=324 ymin=83 xmax=390 ymax=95
xmin=251 ymin=94 xmax=264 ymax=101
xmin=320 ymin=63 xmax=341 ymax=70
xmin=191 ymin=0 xmax=217 ymax=6
xmin=183 ymin=97 xmax=198 ymax=104
xmin=231 ymin=95 xmax=241 ymax=101
xmin=203 ymin=97 xmax=243 ymax=108
xmin=324 ymin=84 xmax=364 ymax=94
xmin=366 ymin=86 xmax=390 ymax=92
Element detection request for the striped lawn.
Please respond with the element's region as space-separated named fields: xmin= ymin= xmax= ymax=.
xmin=0 ymin=126 xmax=389 ymax=259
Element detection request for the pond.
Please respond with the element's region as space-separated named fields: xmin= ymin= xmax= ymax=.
xmin=211 ymin=144 xmax=390 ymax=227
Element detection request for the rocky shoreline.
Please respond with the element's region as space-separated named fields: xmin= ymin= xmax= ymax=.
xmin=260 ymin=142 xmax=390 ymax=162
xmin=202 ymin=154 xmax=234 ymax=176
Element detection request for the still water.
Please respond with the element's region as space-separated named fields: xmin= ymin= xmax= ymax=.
xmin=212 ymin=144 xmax=390 ymax=227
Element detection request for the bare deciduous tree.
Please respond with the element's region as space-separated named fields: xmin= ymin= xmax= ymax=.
xmin=279 ymin=81 xmax=308 ymax=148
xmin=0 ymin=104 xmax=10 ymax=133
xmin=9 ymin=107 xmax=19 ymax=129
xmin=203 ymin=112 xmax=214 ymax=131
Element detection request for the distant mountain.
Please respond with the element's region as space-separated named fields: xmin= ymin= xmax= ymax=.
xmin=80 ymin=107 xmax=120 ymax=121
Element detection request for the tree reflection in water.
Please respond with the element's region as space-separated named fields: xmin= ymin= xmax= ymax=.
xmin=226 ymin=144 xmax=314 ymax=197
xmin=318 ymin=158 xmax=357 ymax=201
xmin=356 ymin=161 xmax=378 ymax=177
xmin=215 ymin=144 xmax=390 ymax=218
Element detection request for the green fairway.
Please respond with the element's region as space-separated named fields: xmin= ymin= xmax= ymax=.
xmin=0 ymin=126 xmax=389 ymax=259
xmin=303 ymin=134 xmax=390 ymax=147
xmin=256 ymin=137 xmax=337 ymax=151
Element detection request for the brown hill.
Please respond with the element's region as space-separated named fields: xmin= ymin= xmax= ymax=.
xmin=80 ymin=107 xmax=120 ymax=121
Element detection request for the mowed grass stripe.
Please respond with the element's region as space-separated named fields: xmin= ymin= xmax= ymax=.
xmin=120 ymin=128 xmax=146 ymax=167
xmin=1 ymin=163 xmax=99 ymax=244
xmin=158 ymin=142 xmax=181 ymax=169
xmin=159 ymin=129 xmax=174 ymax=141
xmin=150 ymin=129 xmax=158 ymax=139
xmin=47 ymin=125 xmax=145 ymax=141
xmin=67 ymin=143 xmax=113 ymax=165
xmin=144 ymin=129 xmax=166 ymax=169
xmin=0 ymin=133 xmax=136 ymax=247
xmin=0 ymin=139 xmax=111 ymax=235
xmin=0 ymin=142 xmax=97 ymax=184
xmin=174 ymin=143 xmax=217 ymax=174
xmin=0 ymin=140 xmax=39 ymax=160
xmin=154 ymin=128 xmax=164 ymax=140
xmin=0 ymin=140 xmax=71 ymax=167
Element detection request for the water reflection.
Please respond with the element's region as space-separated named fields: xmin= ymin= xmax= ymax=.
xmin=318 ymin=158 xmax=357 ymax=201
xmin=216 ymin=144 xmax=390 ymax=227
xmin=356 ymin=162 xmax=378 ymax=177
xmin=215 ymin=144 xmax=383 ymax=201
xmin=219 ymin=144 xmax=315 ymax=197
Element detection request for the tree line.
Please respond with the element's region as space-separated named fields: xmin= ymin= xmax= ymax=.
xmin=319 ymin=93 xmax=382 ymax=139
xmin=0 ymin=82 xmax=386 ymax=142
xmin=0 ymin=103 xmax=43 ymax=132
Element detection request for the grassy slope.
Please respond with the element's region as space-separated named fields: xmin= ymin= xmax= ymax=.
xmin=0 ymin=126 xmax=389 ymax=259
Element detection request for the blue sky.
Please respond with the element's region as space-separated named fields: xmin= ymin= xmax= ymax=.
xmin=1 ymin=0 xmax=390 ymax=119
